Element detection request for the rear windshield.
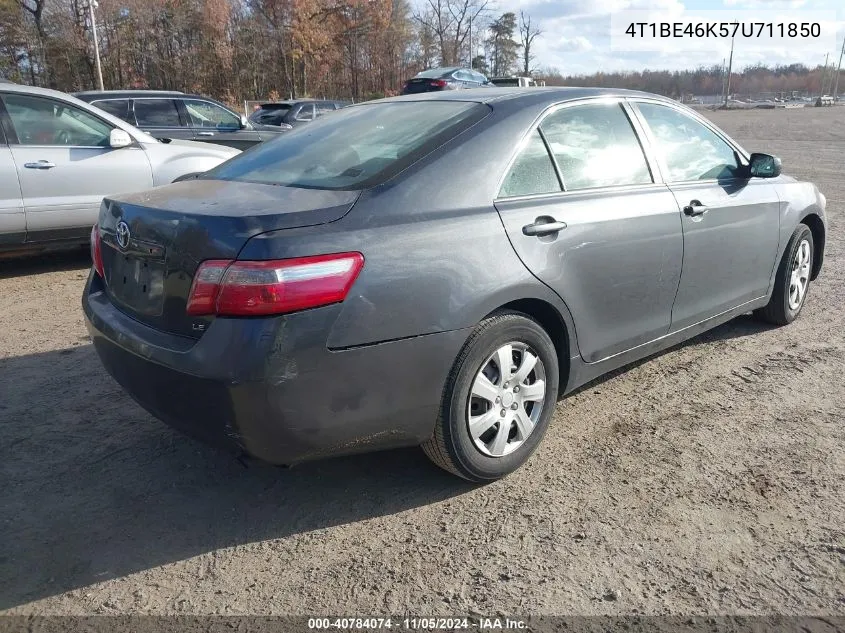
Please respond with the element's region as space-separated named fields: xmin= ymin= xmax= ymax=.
xmin=208 ymin=101 xmax=488 ymax=190
xmin=415 ymin=68 xmax=456 ymax=79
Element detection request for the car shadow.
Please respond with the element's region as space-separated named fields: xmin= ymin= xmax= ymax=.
xmin=0 ymin=344 xmax=475 ymax=609
xmin=566 ymin=313 xmax=776 ymax=396
xmin=0 ymin=313 xmax=774 ymax=609
xmin=0 ymin=249 xmax=90 ymax=280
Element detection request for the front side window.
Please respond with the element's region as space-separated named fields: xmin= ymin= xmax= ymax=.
xmin=499 ymin=130 xmax=561 ymax=198
xmin=636 ymin=102 xmax=741 ymax=181
xmin=539 ymin=102 xmax=652 ymax=191
xmin=92 ymin=99 xmax=131 ymax=122
xmin=133 ymin=99 xmax=182 ymax=127
xmin=184 ymin=99 xmax=240 ymax=129
xmin=3 ymin=94 xmax=111 ymax=146
xmin=294 ymin=104 xmax=314 ymax=121
xmin=207 ymin=101 xmax=488 ymax=190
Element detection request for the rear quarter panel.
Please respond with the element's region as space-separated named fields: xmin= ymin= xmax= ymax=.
xmin=237 ymin=102 xmax=582 ymax=353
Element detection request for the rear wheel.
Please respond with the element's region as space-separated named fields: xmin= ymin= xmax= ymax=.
xmin=755 ymin=224 xmax=814 ymax=325
xmin=422 ymin=311 xmax=559 ymax=482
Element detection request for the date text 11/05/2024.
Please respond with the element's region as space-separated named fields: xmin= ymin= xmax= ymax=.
xmin=307 ymin=617 xmax=528 ymax=630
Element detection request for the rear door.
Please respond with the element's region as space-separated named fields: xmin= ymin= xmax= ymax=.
xmin=182 ymin=98 xmax=261 ymax=150
xmin=0 ymin=92 xmax=153 ymax=238
xmin=0 ymin=118 xmax=24 ymax=246
xmin=631 ymin=100 xmax=781 ymax=331
xmin=132 ymin=98 xmax=192 ymax=141
xmin=494 ymin=99 xmax=683 ymax=362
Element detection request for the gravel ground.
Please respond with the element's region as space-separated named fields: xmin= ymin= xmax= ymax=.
xmin=0 ymin=107 xmax=843 ymax=617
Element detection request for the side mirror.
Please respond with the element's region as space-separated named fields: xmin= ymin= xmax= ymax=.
xmin=240 ymin=115 xmax=249 ymax=129
xmin=748 ymin=152 xmax=782 ymax=178
xmin=109 ymin=129 xmax=133 ymax=149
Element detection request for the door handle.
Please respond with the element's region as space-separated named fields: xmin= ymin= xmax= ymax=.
xmin=197 ymin=131 xmax=215 ymax=137
xmin=522 ymin=216 xmax=568 ymax=237
xmin=683 ymin=199 xmax=708 ymax=216
xmin=24 ymin=160 xmax=56 ymax=169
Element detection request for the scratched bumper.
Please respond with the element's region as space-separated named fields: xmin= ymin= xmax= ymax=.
xmin=82 ymin=270 xmax=468 ymax=465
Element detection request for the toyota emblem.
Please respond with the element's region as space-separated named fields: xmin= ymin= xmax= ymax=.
xmin=115 ymin=221 xmax=130 ymax=250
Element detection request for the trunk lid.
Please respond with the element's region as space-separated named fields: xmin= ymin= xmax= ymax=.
xmin=98 ymin=179 xmax=358 ymax=339
xmin=404 ymin=78 xmax=441 ymax=93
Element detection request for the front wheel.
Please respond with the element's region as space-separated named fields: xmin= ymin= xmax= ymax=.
xmin=755 ymin=224 xmax=814 ymax=325
xmin=422 ymin=311 xmax=559 ymax=482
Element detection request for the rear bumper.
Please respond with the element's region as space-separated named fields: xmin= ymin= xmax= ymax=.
xmin=83 ymin=272 xmax=469 ymax=465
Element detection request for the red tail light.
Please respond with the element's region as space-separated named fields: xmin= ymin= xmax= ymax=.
xmin=90 ymin=224 xmax=104 ymax=278
xmin=186 ymin=252 xmax=364 ymax=317
xmin=430 ymin=79 xmax=448 ymax=88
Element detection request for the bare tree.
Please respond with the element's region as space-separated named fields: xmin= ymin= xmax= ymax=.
xmin=518 ymin=10 xmax=540 ymax=76
xmin=414 ymin=0 xmax=489 ymax=66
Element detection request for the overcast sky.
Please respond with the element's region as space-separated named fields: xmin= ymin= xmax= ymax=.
xmin=490 ymin=0 xmax=845 ymax=74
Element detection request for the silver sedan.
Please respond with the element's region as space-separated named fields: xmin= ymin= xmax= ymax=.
xmin=0 ymin=83 xmax=239 ymax=255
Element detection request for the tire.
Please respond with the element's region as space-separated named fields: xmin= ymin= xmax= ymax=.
xmin=755 ymin=224 xmax=814 ymax=326
xmin=422 ymin=311 xmax=559 ymax=482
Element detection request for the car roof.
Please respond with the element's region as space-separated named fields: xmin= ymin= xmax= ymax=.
xmin=381 ymin=86 xmax=674 ymax=106
xmin=74 ymin=89 xmax=185 ymax=98
xmin=0 ymin=82 xmax=159 ymax=142
xmin=258 ymin=99 xmax=341 ymax=106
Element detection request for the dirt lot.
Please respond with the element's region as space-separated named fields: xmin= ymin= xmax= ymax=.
xmin=1 ymin=107 xmax=843 ymax=618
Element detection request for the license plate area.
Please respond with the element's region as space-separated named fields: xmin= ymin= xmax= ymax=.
xmin=106 ymin=254 xmax=166 ymax=317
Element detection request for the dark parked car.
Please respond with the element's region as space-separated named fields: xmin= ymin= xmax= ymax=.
xmin=74 ymin=90 xmax=285 ymax=150
xmin=84 ymin=88 xmax=826 ymax=482
xmin=401 ymin=67 xmax=490 ymax=94
xmin=249 ymin=100 xmax=349 ymax=128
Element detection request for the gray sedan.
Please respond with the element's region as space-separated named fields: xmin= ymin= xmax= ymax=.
xmin=83 ymin=88 xmax=826 ymax=481
xmin=0 ymin=83 xmax=239 ymax=255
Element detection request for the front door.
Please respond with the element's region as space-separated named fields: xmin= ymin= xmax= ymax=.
xmin=633 ymin=101 xmax=781 ymax=331
xmin=182 ymin=98 xmax=261 ymax=150
xmin=0 ymin=92 xmax=153 ymax=237
xmin=495 ymin=100 xmax=684 ymax=362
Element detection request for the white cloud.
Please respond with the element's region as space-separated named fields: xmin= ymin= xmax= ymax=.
xmin=556 ymin=36 xmax=595 ymax=52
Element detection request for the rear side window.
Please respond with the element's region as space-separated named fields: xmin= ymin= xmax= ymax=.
xmin=499 ymin=130 xmax=561 ymax=198
xmin=134 ymin=99 xmax=182 ymax=127
xmin=93 ymin=99 xmax=131 ymax=122
xmin=207 ymin=101 xmax=488 ymax=190
xmin=315 ymin=102 xmax=336 ymax=117
xmin=540 ymin=102 xmax=652 ymax=191
xmin=636 ymin=102 xmax=741 ymax=181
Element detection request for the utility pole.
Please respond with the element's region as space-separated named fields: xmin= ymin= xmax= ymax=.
xmin=723 ymin=36 xmax=734 ymax=108
xmin=833 ymin=36 xmax=845 ymax=103
xmin=820 ymin=52 xmax=829 ymax=97
xmin=84 ymin=0 xmax=104 ymax=91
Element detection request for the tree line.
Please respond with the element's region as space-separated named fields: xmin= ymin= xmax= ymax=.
xmin=0 ymin=0 xmax=840 ymax=106
xmin=543 ymin=63 xmax=841 ymax=100
xmin=0 ymin=0 xmax=541 ymax=103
